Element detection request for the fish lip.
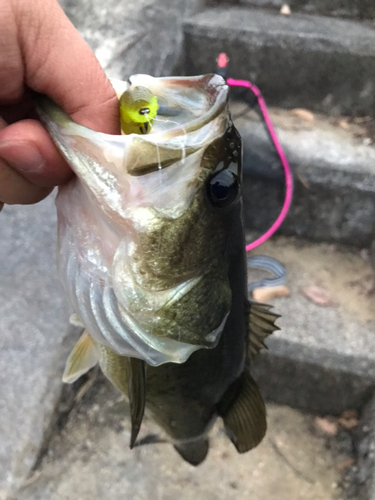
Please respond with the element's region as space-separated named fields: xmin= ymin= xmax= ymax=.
xmin=35 ymin=74 xmax=229 ymax=178
xmin=112 ymin=74 xmax=228 ymax=140
xmin=36 ymin=73 xmax=228 ymax=140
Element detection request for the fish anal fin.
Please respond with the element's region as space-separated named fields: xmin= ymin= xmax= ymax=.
xmin=248 ymin=300 xmax=280 ymax=358
xmin=174 ymin=438 xmax=209 ymax=466
xmin=62 ymin=330 xmax=98 ymax=384
xmin=127 ymin=358 xmax=146 ymax=449
xmin=219 ymin=371 xmax=266 ymax=453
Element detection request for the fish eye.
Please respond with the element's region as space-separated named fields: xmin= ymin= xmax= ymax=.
xmin=207 ymin=169 xmax=239 ymax=208
xmin=139 ymin=107 xmax=150 ymax=115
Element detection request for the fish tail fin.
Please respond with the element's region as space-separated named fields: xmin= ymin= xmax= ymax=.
xmin=62 ymin=330 xmax=98 ymax=383
xmin=248 ymin=300 xmax=280 ymax=358
xmin=174 ymin=438 xmax=209 ymax=466
xmin=218 ymin=370 xmax=266 ymax=453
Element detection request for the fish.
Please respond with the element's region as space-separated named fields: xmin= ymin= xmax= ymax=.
xmin=36 ymin=73 xmax=279 ymax=465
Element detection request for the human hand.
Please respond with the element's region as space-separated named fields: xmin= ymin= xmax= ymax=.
xmin=0 ymin=0 xmax=120 ymax=211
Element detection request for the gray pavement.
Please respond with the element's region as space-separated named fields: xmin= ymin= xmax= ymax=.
xmin=0 ymin=198 xmax=77 ymax=497
xmin=250 ymin=236 xmax=375 ymax=414
xmin=355 ymin=394 xmax=375 ymax=499
xmin=15 ymin=379 xmax=344 ymax=500
xmin=237 ymin=0 xmax=375 ymax=19
xmin=60 ymin=0 xmax=203 ymax=80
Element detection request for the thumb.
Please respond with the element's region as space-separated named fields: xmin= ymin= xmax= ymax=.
xmin=17 ymin=0 xmax=120 ymax=134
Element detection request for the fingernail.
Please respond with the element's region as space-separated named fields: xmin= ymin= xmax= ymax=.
xmin=0 ymin=141 xmax=46 ymax=174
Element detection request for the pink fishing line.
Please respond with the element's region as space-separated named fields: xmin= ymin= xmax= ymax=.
xmin=227 ymin=78 xmax=293 ymax=252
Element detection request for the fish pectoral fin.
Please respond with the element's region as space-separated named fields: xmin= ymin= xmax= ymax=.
xmin=126 ymin=358 xmax=146 ymax=449
xmin=174 ymin=438 xmax=209 ymax=466
xmin=218 ymin=371 xmax=266 ymax=453
xmin=248 ymin=301 xmax=280 ymax=358
xmin=62 ymin=330 xmax=99 ymax=384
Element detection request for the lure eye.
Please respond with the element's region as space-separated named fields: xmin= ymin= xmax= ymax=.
xmin=139 ymin=107 xmax=150 ymax=115
xmin=207 ymin=169 xmax=239 ymax=208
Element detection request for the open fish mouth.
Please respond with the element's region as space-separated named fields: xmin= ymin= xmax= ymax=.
xmin=37 ymin=74 xmax=240 ymax=366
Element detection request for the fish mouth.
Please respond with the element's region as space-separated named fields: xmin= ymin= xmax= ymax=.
xmin=114 ymin=74 xmax=229 ymax=176
xmin=36 ymin=73 xmax=228 ymax=176
xmin=36 ymin=73 xmax=230 ymax=221
xmin=114 ymin=74 xmax=228 ymax=137
xmin=39 ymin=74 xmax=235 ymax=366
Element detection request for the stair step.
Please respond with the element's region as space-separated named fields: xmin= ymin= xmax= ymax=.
xmin=183 ymin=7 xmax=375 ymax=116
xmin=249 ymin=235 xmax=375 ymax=415
xmin=233 ymin=103 xmax=375 ymax=247
xmin=219 ymin=0 xmax=375 ymax=20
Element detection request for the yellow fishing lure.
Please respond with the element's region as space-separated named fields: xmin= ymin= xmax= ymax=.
xmin=119 ymin=85 xmax=159 ymax=135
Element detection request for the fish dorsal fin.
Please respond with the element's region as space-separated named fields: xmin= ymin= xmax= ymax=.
xmin=218 ymin=371 xmax=266 ymax=453
xmin=126 ymin=358 xmax=146 ymax=449
xmin=62 ymin=330 xmax=99 ymax=383
xmin=248 ymin=301 xmax=280 ymax=358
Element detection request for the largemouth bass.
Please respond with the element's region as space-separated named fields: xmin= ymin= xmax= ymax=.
xmin=37 ymin=74 xmax=279 ymax=465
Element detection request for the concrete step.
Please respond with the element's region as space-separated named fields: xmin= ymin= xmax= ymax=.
xmin=182 ymin=7 xmax=375 ymax=116
xmin=232 ymin=103 xmax=375 ymax=247
xmin=249 ymin=235 xmax=375 ymax=416
xmin=211 ymin=0 xmax=375 ymax=20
